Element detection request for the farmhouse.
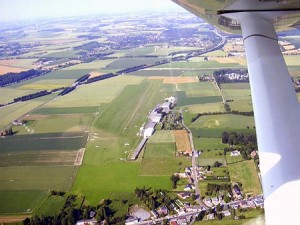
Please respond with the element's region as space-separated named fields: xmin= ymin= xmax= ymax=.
xmin=230 ymin=150 xmax=241 ymax=157
xmin=12 ymin=120 xmax=23 ymax=126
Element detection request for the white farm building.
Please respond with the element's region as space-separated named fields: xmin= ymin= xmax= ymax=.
xmin=144 ymin=127 xmax=154 ymax=138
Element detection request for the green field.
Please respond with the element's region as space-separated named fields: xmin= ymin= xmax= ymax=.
xmin=176 ymin=91 xmax=222 ymax=107
xmin=143 ymin=142 xmax=176 ymax=158
xmin=228 ymin=100 xmax=253 ymax=112
xmin=44 ymin=75 xmax=144 ymax=108
xmin=72 ymin=163 xmax=171 ymax=205
xmin=129 ymin=69 xmax=185 ymax=77
xmin=0 ymin=150 xmax=77 ymax=167
xmin=43 ymin=50 xmax=79 ymax=58
xmin=35 ymin=196 xmax=66 ymax=216
xmin=0 ymin=132 xmax=87 ymax=152
xmin=221 ymin=83 xmax=251 ymax=89
xmin=0 ymin=100 xmax=49 ymax=128
xmin=32 ymin=106 xmax=98 ymax=114
xmin=18 ymin=79 xmax=72 ymax=90
xmin=106 ymin=57 xmax=164 ymax=69
xmin=125 ymin=46 xmax=155 ymax=56
xmin=14 ymin=114 xmax=92 ymax=134
xmin=0 ymin=88 xmax=34 ymax=104
xmin=228 ymin=160 xmax=262 ymax=195
xmin=187 ymin=103 xmax=226 ymax=114
xmin=178 ymin=82 xmax=219 ymax=97
xmin=139 ymin=156 xmax=191 ymax=176
xmin=221 ymin=89 xmax=252 ymax=101
xmin=226 ymin=154 xmax=243 ymax=164
xmin=63 ymin=59 xmax=114 ymax=70
xmin=190 ymin=114 xmax=255 ymax=130
xmin=198 ymin=158 xmax=226 ymax=166
xmin=148 ymin=130 xmax=175 ymax=143
xmin=0 ymin=190 xmax=48 ymax=214
xmin=155 ymin=61 xmax=245 ymax=69
xmin=190 ymin=127 xmax=255 ymax=138
xmin=193 ymin=137 xmax=227 ymax=151
xmin=0 ymin=166 xmax=77 ymax=191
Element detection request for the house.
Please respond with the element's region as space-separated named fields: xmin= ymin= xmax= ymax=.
xmin=203 ymin=198 xmax=213 ymax=208
xmin=254 ymin=198 xmax=264 ymax=208
xmin=207 ymin=213 xmax=215 ymax=220
xmin=222 ymin=210 xmax=231 ymax=217
xmin=157 ymin=206 xmax=168 ymax=216
xmin=230 ymin=150 xmax=241 ymax=156
xmin=212 ymin=196 xmax=220 ymax=206
xmin=184 ymin=184 xmax=195 ymax=191
xmin=251 ymin=150 xmax=258 ymax=158
xmin=247 ymin=200 xmax=256 ymax=208
xmin=239 ymin=200 xmax=248 ymax=209
xmin=12 ymin=120 xmax=23 ymax=126
xmin=143 ymin=127 xmax=154 ymax=138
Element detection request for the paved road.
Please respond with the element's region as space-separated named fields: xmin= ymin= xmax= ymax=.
xmin=180 ymin=108 xmax=207 ymax=208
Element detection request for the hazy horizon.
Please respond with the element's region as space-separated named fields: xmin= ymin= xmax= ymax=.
xmin=0 ymin=0 xmax=184 ymax=22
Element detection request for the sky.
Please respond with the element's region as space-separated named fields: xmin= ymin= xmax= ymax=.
xmin=0 ymin=0 xmax=184 ymax=22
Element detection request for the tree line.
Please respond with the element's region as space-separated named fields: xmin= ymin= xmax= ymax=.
xmin=191 ymin=110 xmax=254 ymax=123
xmin=222 ymin=131 xmax=257 ymax=160
xmin=0 ymin=69 xmax=44 ymax=87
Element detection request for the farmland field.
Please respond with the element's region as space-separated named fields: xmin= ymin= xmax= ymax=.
xmin=154 ymin=61 xmax=245 ymax=69
xmin=129 ymin=69 xmax=185 ymax=77
xmin=44 ymin=75 xmax=145 ymax=108
xmin=139 ymin=156 xmax=191 ymax=176
xmin=178 ymin=82 xmax=219 ymax=97
xmin=0 ymin=88 xmax=35 ymax=104
xmin=0 ymin=132 xmax=87 ymax=152
xmin=0 ymin=100 xmax=52 ymax=128
xmin=189 ymin=114 xmax=255 ymax=130
xmin=176 ymin=91 xmax=222 ymax=107
xmin=143 ymin=142 xmax=176 ymax=158
xmin=193 ymin=137 xmax=227 ymax=150
xmin=35 ymin=195 xmax=66 ymax=216
xmin=221 ymin=89 xmax=252 ymax=101
xmin=63 ymin=59 xmax=114 ymax=70
xmin=72 ymin=163 xmax=172 ymax=205
xmin=106 ymin=57 xmax=164 ymax=69
xmin=228 ymin=160 xmax=262 ymax=195
xmin=173 ymin=130 xmax=191 ymax=153
xmin=0 ymin=166 xmax=78 ymax=191
xmin=228 ymin=100 xmax=253 ymax=112
xmin=190 ymin=127 xmax=255 ymax=138
xmin=13 ymin=114 xmax=92 ymax=134
xmin=0 ymin=190 xmax=48 ymax=214
xmin=32 ymin=106 xmax=98 ymax=114
xmin=148 ymin=130 xmax=175 ymax=143
xmin=18 ymin=79 xmax=72 ymax=90
xmin=187 ymin=103 xmax=226 ymax=114
xmin=0 ymin=150 xmax=77 ymax=167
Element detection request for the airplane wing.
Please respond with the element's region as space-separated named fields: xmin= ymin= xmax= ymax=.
xmin=171 ymin=0 xmax=300 ymax=224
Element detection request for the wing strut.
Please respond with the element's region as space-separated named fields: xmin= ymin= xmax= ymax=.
xmin=237 ymin=12 xmax=300 ymax=224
